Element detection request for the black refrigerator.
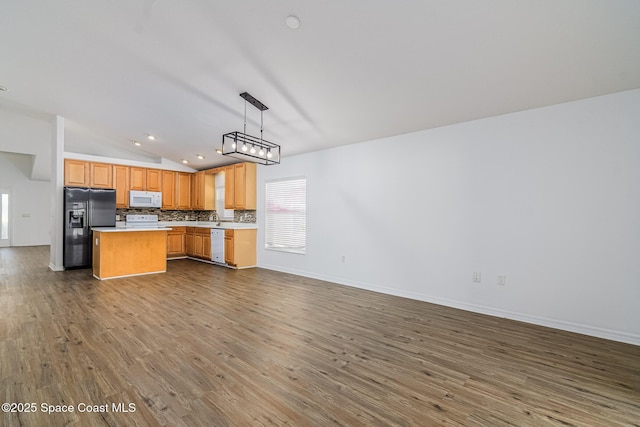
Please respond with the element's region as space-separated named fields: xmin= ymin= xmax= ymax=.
xmin=63 ymin=187 xmax=116 ymax=269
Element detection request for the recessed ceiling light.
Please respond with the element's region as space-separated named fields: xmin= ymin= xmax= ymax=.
xmin=147 ymin=134 xmax=156 ymax=140
xmin=0 ymin=85 xmax=7 ymax=92
xmin=181 ymin=159 xmax=189 ymax=164
xmin=285 ymin=15 xmax=300 ymax=29
xmin=196 ymin=154 xmax=205 ymax=160
xmin=215 ymin=149 xmax=222 ymax=154
xmin=132 ymin=140 xmax=142 ymax=146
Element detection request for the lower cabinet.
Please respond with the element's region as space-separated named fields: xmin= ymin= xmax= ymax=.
xmin=186 ymin=227 xmax=211 ymax=260
xmin=224 ymin=229 xmax=257 ymax=268
xmin=203 ymin=232 xmax=211 ymax=259
xmin=167 ymin=226 xmax=186 ymax=258
xmin=179 ymin=226 xmax=256 ymax=267
xmin=185 ymin=227 xmax=196 ymax=257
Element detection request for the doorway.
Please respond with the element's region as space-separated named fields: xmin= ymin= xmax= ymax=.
xmin=0 ymin=189 xmax=10 ymax=247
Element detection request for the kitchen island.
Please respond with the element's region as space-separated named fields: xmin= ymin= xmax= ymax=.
xmin=92 ymin=227 xmax=171 ymax=280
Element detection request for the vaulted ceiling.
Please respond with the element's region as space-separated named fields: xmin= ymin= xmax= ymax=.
xmin=2 ymin=1 xmax=639 ymax=176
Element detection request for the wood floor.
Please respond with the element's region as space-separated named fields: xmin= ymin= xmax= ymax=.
xmin=1 ymin=246 xmax=639 ymax=426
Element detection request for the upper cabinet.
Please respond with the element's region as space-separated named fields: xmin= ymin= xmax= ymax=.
xmin=90 ymin=163 xmax=113 ymax=188
xmin=191 ymin=170 xmax=216 ymax=211
xmin=113 ymin=165 xmax=130 ymax=208
xmin=130 ymin=167 xmax=162 ymax=192
xmin=191 ymin=171 xmax=204 ymax=210
xmin=64 ymin=159 xmax=90 ymax=187
xmin=176 ymin=172 xmax=191 ymax=210
xmin=161 ymin=170 xmax=176 ymax=209
xmin=147 ymin=169 xmax=162 ymax=192
xmin=64 ymin=159 xmax=115 ymax=189
xmin=64 ymin=159 xmax=257 ymax=212
xmin=224 ymin=165 xmax=235 ymax=209
xmin=129 ymin=167 xmax=147 ymax=191
xmin=228 ymin=163 xmax=256 ymax=210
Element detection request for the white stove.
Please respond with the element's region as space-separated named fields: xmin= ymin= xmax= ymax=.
xmin=125 ymin=214 xmax=159 ymax=228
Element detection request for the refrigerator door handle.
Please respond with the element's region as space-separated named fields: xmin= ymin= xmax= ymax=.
xmin=88 ymin=198 xmax=93 ymax=228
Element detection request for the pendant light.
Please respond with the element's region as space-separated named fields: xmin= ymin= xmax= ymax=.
xmin=221 ymin=92 xmax=281 ymax=165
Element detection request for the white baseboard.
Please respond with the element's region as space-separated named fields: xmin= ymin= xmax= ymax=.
xmin=49 ymin=262 xmax=64 ymax=272
xmin=259 ymin=263 xmax=640 ymax=347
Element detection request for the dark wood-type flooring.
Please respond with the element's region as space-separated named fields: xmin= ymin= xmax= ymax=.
xmin=1 ymin=246 xmax=639 ymax=426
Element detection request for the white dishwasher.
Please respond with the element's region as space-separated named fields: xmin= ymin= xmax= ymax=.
xmin=210 ymin=228 xmax=225 ymax=263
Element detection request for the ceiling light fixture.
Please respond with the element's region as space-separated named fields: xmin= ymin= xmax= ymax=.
xmin=132 ymin=140 xmax=142 ymax=146
xmin=181 ymin=159 xmax=189 ymax=164
xmin=285 ymin=15 xmax=300 ymax=29
xmin=197 ymin=154 xmax=205 ymax=160
xmin=221 ymin=92 xmax=281 ymax=165
xmin=147 ymin=134 xmax=156 ymax=140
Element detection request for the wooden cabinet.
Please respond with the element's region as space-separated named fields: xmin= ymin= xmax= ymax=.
xmin=146 ymin=169 xmax=162 ymax=192
xmin=224 ymin=165 xmax=235 ymax=209
xmin=130 ymin=167 xmax=147 ymax=191
xmin=224 ymin=230 xmax=234 ymax=265
xmin=64 ymin=159 xmax=213 ymax=212
xmin=203 ymin=233 xmax=211 ymax=259
xmin=237 ymin=162 xmax=256 ymax=210
xmin=64 ymin=159 xmax=90 ymax=186
xmin=162 ymin=170 xmax=176 ymax=209
xmin=176 ymin=172 xmax=191 ymax=210
xmin=225 ymin=163 xmax=256 ymax=210
xmin=65 ymin=159 xmax=117 ymax=189
xmin=191 ymin=171 xmax=204 ymax=210
xmin=185 ymin=227 xmax=195 ymax=256
xmin=90 ymin=162 xmax=113 ymax=188
xmin=191 ymin=170 xmax=215 ymax=211
xmin=224 ymin=229 xmax=256 ymax=268
xmin=193 ymin=232 xmax=204 ymax=258
xmin=185 ymin=227 xmax=210 ymax=259
xmin=167 ymin=226 xmax=186 ymax=258
xmin=93 ymin=230 xmax=167 ymax=280
xmin=113 ymin=165 xmax=130 ymax=208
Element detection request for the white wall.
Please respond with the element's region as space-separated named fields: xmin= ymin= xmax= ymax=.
xmin=0 ymin=153 xmax=51 ymax=246
xmin=0 ymin=107 xmax=51 ymax=181
xmin=257 ymin=89 xmax=640 ymax=345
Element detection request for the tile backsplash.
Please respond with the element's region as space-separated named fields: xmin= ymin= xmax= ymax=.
xmin=116 ymin=208 xmax=256 ymax=223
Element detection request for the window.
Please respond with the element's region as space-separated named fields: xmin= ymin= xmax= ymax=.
xmin=215 ymin=171 xmax=234 ymax=220
xmin=265 ymin=177 xmax=306 ymax=254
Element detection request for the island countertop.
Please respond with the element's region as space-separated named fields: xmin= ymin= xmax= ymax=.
xmin=93 ymin=226 xmax=172 ymax=232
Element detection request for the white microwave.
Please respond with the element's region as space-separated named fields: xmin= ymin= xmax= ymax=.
xmin=129 ymin=190 xmax=162 ymax=208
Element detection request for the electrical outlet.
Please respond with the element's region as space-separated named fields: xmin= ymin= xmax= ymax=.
xmin=473 ymin=272 xmax=481 ymax=283
xmin=497 ymin=275 xmax=506 ymax=286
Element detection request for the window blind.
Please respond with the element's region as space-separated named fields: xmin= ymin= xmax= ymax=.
xmin=265 ymin=177 xmax=306 ymax=254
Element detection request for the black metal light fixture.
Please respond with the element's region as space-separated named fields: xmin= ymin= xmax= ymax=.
xmin=221 ymin=92 xmax=280 ymax=165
